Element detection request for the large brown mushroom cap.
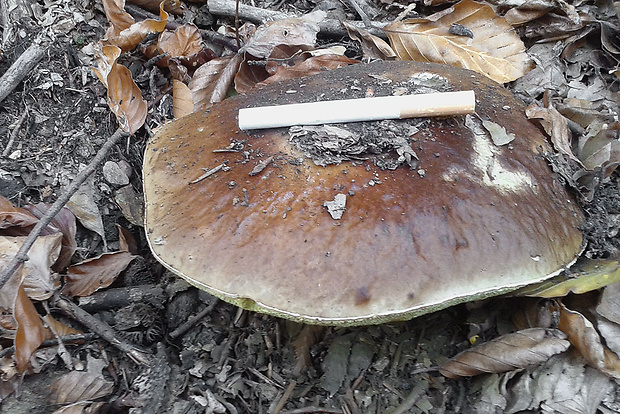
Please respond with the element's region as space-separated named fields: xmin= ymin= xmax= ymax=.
xmin=143 ymin=61 xmax=584 ymax=326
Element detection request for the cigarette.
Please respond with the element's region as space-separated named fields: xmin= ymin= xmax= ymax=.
xmin=238 ymin=90 xmax=475 ymax=130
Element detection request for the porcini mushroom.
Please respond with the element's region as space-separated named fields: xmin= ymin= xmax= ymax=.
xmin=143 ymin=61 xmax=584 ymax=326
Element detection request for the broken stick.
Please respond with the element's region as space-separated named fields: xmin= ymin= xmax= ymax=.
xmin=238 ymin=90 xmax=475 ymax=130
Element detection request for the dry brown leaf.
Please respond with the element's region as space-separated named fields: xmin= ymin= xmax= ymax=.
xmin=66 ymin=176 xmax=106 ymax=243
xmin=558 ymin=303 xmax=620 ymax=377
xmin=42 ymin=314 xmax=82 ymax=336
xmin=343 ymin=21 xmax=396 ymax=60
xmin=64 ymin=251 xmax=136 ymax=297
xmin=14 ymin=286 xmax=49 ymax=372
xmin=241 ymin=10 xmax=325 ymax=59
xmin=103 ymin=0 xmax=168 ymax=51
xmin=91 ymin=44 xmax=121 ymax=87
xmin=0 ymin=234 xmax=62 ymax=301
xmin=525 ymin=102 xmax=583 ymax=166
xmin=26 ymin=204 xmax=77 ymax=272
xmin=156 ymin=24 xmax=203 ymax=67
xmin=384 ymin=0 xmax=534 ymax=83
xmin=173 ymin=79 xmax=193 ymax=119
xmin=189 ymin=55 xmax=238 ymax=111
xmin=234 ymin=55 xmax=271 ymax=94
xmin=49 ymin=371 xmax=114 ymax=404
xmin=258 ymin=55 xmax=359 ymax=88
xmin=439 ymin=328 xmax=570 ymax=378
xmin=117 ymin=224 xmax=138 ymax=254
xmin=578 ymin=122 xmax=620 ymax=173
xmin=0 ymin=196 xmax=38 ymax=230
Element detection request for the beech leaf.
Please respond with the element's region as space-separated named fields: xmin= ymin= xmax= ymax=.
xmin=64 ymin=251 xmax=136 ymax=297
xmin=49 ymin=371 xmax=114 ymax=404
xmin=384 ymin=0 xmax=534 ymax=83
xmin=439 ymin=328 xmax=570 ymax=378
xmin=240 ymin=10 xmax=325 ymax=58
xmin=525 ymin=102 xmax=583 ymax=166
xmin=516 ymin=258 xmax=620 ymax=298
xmin=26 ymin=203 xmax=77 ymax=272
xmin=103 ymin=0 xmax=168 ymax=51
xmin=14 ymin=286 xmax=49 ymax=372
xmin=156 ymin=24 xmax=203 ymax=67
xmin=173 ymin=79 xmax=193 ymax=119
xmin=343 ymin=21 xmax=396 ymax=60
xmin=0 ymin=196 xmax=38 ymax=230
xmin=558 ymin=303 xmax=620 ymax=378
xmin=189 ymin=55 xmax=241 ymax=111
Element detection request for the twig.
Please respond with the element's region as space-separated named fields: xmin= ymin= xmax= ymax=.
xmin=168 ymin=299 xmax=219 ymax=339
xmin=207 ymin=0 xmax=387 ymax=39
xmin=2 ymin=107 xmax=28 ymax=157
xmin=52 ymin=294 xmax=152 ymax=365
xmin=384 ymin=381 xmax=429 ymax=414
xmin=345 ymin=0 xmax=373 ymax=29
xmin=0 ymin=333 xmax=97 ymax=358
xmin=0 ymin=128 xmax=128 ymax=291
xmin=0 ymin=42 xmax=47 ymax=103
xmin=77 ymin=285 xmax=166 ymax=312
xmin=279 ymin=408 xmax=342 ymax=414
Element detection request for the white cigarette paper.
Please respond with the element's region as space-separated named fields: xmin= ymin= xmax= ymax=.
xmin=238 ymin=90 xmax=475 ymax=130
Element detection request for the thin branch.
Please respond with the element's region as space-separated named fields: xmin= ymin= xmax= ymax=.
xmin=52 ymin=294 xmax=152 ymax=365
xmin=0 ymin=42 xmax=47 ymax=103
xmin=0 ymin=128 xmax=128 ymax=291
xmin=2 ymin=107 xmax=28 ymax=157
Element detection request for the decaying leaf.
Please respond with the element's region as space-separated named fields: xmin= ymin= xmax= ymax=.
xmin=103 ymin=0 xmax=168 ymax=51
xmin=482 ymin=119 xmax=515 ymax=146
xmin=240 ymin=10 xmax=326 ymax=59
xmin=67 ymin=176 xmax=107 ymax=244
xmin=0 ymin=196 xmax=38 ymax=230
xmin=525 ymin=102 xmax=583 ymax=166
xmin=42 ymin=314 xmax=82 ymax=337
xmin=173 ymin=79 xmax=193 ymax=119
xmin=14 ymin=286 xmax=50 ymax=372
xmin=64 ymin=251 xmax=136 ymax=297
xmin=258 ymin=54 xmax=359 ymax=88
xmin=189 ymin=54 xmax=241 ymax=111
xmin=517 ymin=258 xmax=620 ymax=298
xmin=0 ymin=234 xmax=62 ymax=301
xmin=49 ymin=370 xmax=114 ymax=405
xmin=439 ymin=328 xmax=570 ymax=378
xmin=92 ymin=45 xmax=147 ymax=134
xmin=155 ymin=24 xmax=205 ymax=67
xmin=384 ymin=0 xmax=534 ymax=83
xmin=343 ymin=21 xmax=396 ymax=60
xmin=26 ymin=203 xmax=77 ymax=271
xmin=558 ymin=303 xmax=620 ymax=378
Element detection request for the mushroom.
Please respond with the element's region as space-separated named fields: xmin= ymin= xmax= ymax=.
xmin=143 ymin=61 xmax=584 ymax=326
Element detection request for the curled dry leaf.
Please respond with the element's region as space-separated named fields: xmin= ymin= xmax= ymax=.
xmin=155 ymin=24 xmax=204 ymax=67
xmin=173 ymin=79 xmax=193 ymax=119
xmin=66 ymin=176 xmax=106 ymax=244
xmin=26 ymin=203 xmax=77 ymax=271
xmin=42 ymin=314 xmax=82 ymax=337
xmin=558 ymin=303 xmax=620 ymax=378
xmin=0 ymin=234 xmax=62 ymax=301
xmin=92 ymin=45 xmax=147 ymax=134
xmin=258 ymin=54 xmax=359 ymax=88
xmin=64 ymin=251 xmax=136 ymax=297
xmin=343 ymin=21 xmax=396 ymax=60
xmin=384 ymin=0 xmax=534 ymax=83
xmin=49 ymin=370 xmax=114 ymax=405
xmin=0 ymin=196 xmax=38 ymax=230
xmin=439 ymin=328 xmax=570 ymax=378
xmin=240 ymin=10 xmax=326 ymax=58
xmin=103 ymin=0 xmax=168 ymax=51
xmin=525 ymin=102 xmax=583 ymax=166
xmin=189 ymin=55 xmax=239 ymax=111
xmin=14 ymin=286 xmax=50 ymax=372
xmin=117 ymin=224 xmax=138 ymax=254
